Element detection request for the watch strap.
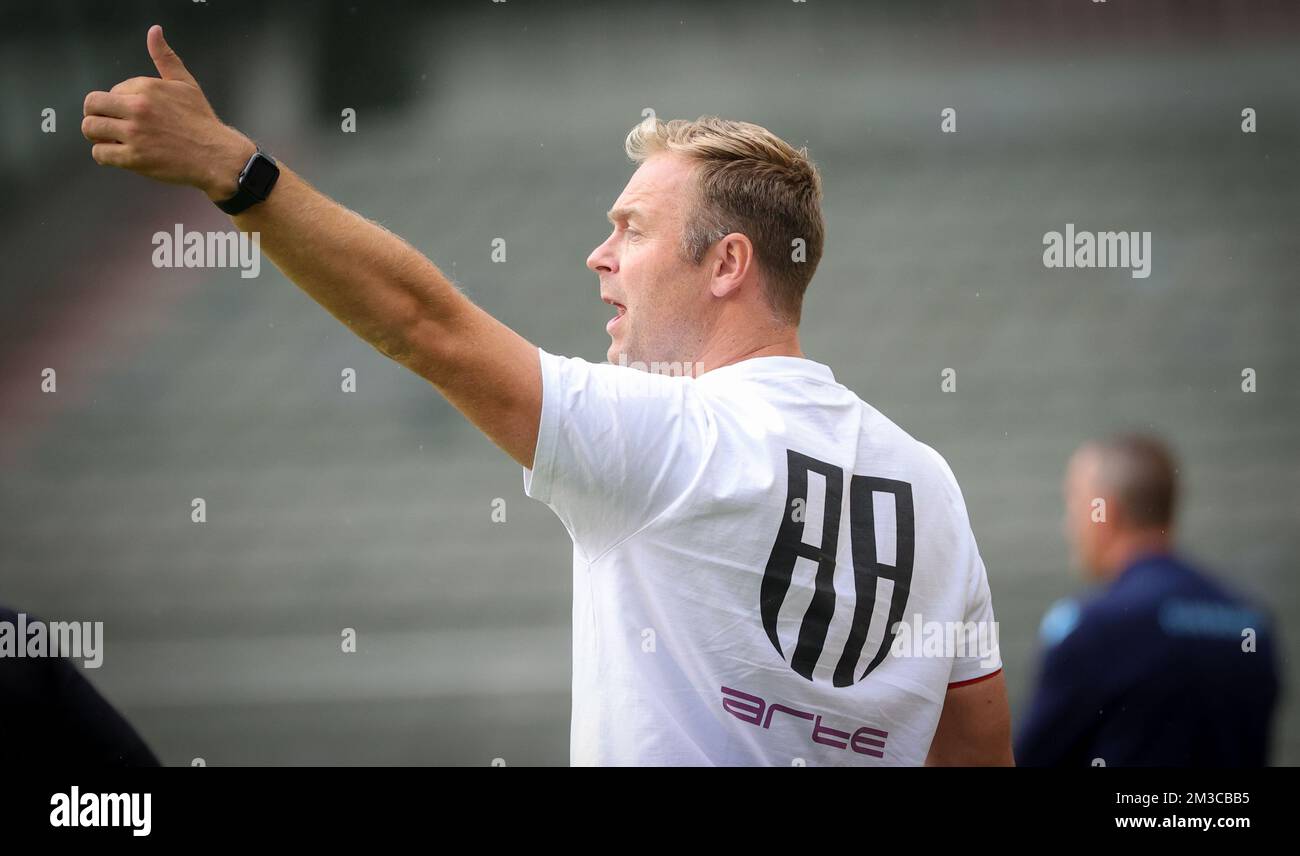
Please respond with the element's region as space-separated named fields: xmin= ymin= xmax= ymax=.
xmin=215 ymin=148 xmax=279 ymax=215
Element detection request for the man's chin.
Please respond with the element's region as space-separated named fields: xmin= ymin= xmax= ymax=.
xmin=608 ymin=339 xmax=636 ymax=366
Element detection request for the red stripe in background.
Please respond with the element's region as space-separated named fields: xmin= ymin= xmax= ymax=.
xmin=0 ymin=190 xmax=215 ymax=469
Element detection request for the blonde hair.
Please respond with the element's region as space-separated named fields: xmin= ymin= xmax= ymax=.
xmin=625 ymin=115 xmax=825 ymax=325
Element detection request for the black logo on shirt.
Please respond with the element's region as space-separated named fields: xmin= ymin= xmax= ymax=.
xmin=760 ymin=449 xmax=914 ymax=687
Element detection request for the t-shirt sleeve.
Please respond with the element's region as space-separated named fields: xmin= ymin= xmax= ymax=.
xmin=522 ymin=347 xmax=713 ymax=561
xmin=947 ymin=542 xmax=1003 ymax=686
xmin=919 ymin=444 xmax=1003 ymax=687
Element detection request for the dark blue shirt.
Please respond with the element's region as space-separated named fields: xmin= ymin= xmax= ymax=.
xmin=1015 ymin=553 xmax=1280 ymax=766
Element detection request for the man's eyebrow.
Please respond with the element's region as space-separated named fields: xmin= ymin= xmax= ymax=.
xmin=606 ymin=206 xmax=642 ymax=224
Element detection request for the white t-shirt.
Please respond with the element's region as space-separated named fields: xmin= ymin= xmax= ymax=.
xmin=522 ymin=348 xmax=1001 ymax=766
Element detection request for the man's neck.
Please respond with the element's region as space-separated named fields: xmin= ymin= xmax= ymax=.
xmin=1101 ymin=531 xmax=1173 ymax=582
xmin=695 ymin=332 xmax=804 ymax=377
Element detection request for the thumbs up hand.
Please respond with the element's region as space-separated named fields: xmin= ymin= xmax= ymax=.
xmin=83 ymin=25 xmax=255 ymax=202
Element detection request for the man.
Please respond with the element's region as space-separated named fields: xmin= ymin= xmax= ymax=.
xmin=82 ymin=26 xmax=1012 ymax=765
xmin=1017 ymin=435 xmax=1280 ymax=766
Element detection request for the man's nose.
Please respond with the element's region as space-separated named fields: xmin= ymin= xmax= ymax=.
xmin=587 ymin=235 xmax=616 ymax=274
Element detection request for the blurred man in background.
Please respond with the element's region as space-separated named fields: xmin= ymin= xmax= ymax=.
xmin=1016 ymin=434 xmax=1281 ymax=766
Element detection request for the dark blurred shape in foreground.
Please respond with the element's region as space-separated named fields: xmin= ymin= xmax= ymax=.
xmin=0 ymin=606 xmax=159 ymax=766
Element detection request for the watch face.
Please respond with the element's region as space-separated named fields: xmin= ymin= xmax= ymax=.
xmin=242 ymin=153 xmax=280 ymax=199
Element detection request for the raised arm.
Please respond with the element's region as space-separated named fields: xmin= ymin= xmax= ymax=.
xmin=82 ymin=25 xmax=541 ymax=468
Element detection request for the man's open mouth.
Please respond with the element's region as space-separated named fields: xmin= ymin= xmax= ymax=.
xmin=603 ymin=297 xmax=626 ymax=332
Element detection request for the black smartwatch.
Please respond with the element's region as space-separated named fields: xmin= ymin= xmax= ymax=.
xmin=215 ymin=146 xmax=280 ymax=215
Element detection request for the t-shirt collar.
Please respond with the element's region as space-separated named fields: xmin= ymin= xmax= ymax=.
xmin=696 ymin=355 xmax=836 ymax=384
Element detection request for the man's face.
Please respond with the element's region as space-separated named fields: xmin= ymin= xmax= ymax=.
xmin=1062 ymin=446 xmax=1110 ymax=581
xmin=587 ymin=153 xmax=714 ymax=366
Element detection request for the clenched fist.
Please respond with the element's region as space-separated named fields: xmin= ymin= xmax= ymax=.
xmin=82 ymin=25 xmax=256 ymax=202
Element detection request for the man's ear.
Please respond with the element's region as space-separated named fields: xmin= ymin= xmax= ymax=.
xmin=708 ymin=233 xmax=754 ymax=299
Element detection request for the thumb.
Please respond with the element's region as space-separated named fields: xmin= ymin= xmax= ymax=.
xmin=147 ymin=25 xmax=197 ymax=85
